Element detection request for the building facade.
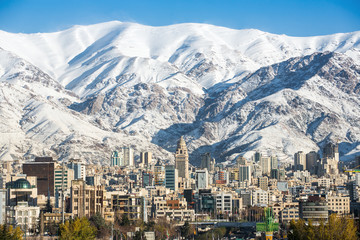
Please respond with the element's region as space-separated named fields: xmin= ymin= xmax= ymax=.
xmin=22 ymin=157 xmax=55 ymax=196
xmin=175 ymin=136 xmax=189 ymax=181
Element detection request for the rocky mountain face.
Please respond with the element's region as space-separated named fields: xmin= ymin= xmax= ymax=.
xmin=0 ymin=22 xmax=360 ymax=164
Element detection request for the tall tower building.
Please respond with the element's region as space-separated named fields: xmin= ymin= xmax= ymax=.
xmin=200 ymin=152 xmax=214 ymax=171
xmin=260 ymin=157 xmax=271 ymax=176
xmin=111 ymin=150 xmax=121 ymax=166
xmin=165 ymin=165 xmax=178 ymax=192
xmin=175 ymin=136 xmax=189 ymax=180
xmin=239 ymin=165 xmax=252 ymax=182
xmin=270 ymin=156 xmax=278 ymax=170
xmin=306 ymin=151 xmax=319 ymax=175
xmin=122 ymin=147 xmax=134 ymax=167
xmin=140 ymin=152 xmax=152 ymax=167
xmin=294 ymin=151 xmax=306 ymax=171
xmin=323 ymin=142 xmax=339 ymax=162
xmin=254 ymin=152 xmax=262 ymax=163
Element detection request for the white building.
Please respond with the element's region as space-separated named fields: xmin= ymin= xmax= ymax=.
xmin=7 ymin=201 xmax=40 ymax=234
xmin=216 ymin=193 xmax=232 ymax=214
xmin=196 ymin=169 xmax=209 ymax=190
xmin=356 ymin=173 xmax=360 ymax=187
xmin=252 ymin=189 xmax=268 ymax=206
xmin=0 ymin=189 xmax=6 ymax=224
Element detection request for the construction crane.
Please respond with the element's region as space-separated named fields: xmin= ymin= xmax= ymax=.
xmin=344 ymin=165 xmax=360 ymax=173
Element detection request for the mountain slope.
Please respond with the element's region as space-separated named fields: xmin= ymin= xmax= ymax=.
xmin=181 ymin=52 xmax=360 ymax=162
xmin=0 ymin=22 xmax=360 ymax=163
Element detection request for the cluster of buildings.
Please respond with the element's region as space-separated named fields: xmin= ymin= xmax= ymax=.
xmin=0 ymin=138 xmax=359 ymax=236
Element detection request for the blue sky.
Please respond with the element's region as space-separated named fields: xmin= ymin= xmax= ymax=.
xmin=0 ymin=0 xmax=359 ymax=36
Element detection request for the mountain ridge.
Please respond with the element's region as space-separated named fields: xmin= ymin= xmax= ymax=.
xmin=0 ymin=22 xmax=360 ymax=164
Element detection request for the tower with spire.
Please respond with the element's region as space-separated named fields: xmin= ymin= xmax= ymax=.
xmin=175 ymin=136 xmax=189 ymax=181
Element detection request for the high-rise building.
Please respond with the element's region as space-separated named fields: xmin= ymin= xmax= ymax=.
xmin=323 ymin=142 xmax=339 ymax=161
xmin=111 ymin=150 xmax=122 ymax=166
xmin=196 ymin=169 xmax=208 ymax=190
xmin=175 ymin=136 xmax=189 ymax=180
xmin=306 ymin=151 xmax=319 ymax=174
xmin=294 ymin=151 xmax=306 ymax=171
xmin=54 ymin=164 xmax=74 ymax=191
xmin=0 ymin=189 xmax=5 ymax=224
xmin=23 ymin=157 xmax=55 ymax=196
xmin=270 ymin=156 xmax=278 ymax=170
xmin=153 ymin=161 xmax=165 ymax=186
xmin=239 ymin=165 xmax=252 ymax=182
xmin=122 ymin=147 xmax=134 ymax=167
xmin=67 ymin=159 xmax=86 ymax=180
xmin=254 ymin=152 xmax=262 ymax=163
xmin=200 ymin=153 xmax=214 ymax=171
xmin=270 ymin=169 xmax=279 ymax=180
xmin=260 ymin=157 xmax=271 ymax=175
xmin=140 ymin=152 xmax=152 ymax=167
xmin=165 ymin=165 xmax=178 ymax=192
xmin=258 ymin=176 xmax=268 ymax=191
xmin=111 ymin=147 xmax=134 ymax=167
xmin=356 ymin=173 xmax=360 ymax=187
xmin=142 ymin=171 xmax=153 ymax=187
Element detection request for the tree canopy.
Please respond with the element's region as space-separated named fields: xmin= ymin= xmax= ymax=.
xmin=288 ymin=214 xmax=357 ymax=240
xmin=0 ymin=225 xmax=23 ymax=240
xmin=59 ymin=217 xmax=97 ymax=240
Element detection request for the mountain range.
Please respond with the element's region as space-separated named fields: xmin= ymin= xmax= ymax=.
xmin=0 ymin=21 xmax=360 ymax=164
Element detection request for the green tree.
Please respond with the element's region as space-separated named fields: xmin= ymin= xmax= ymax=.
xmin=289 ymin=214 xmax=358 ymax=240
xmin=0 ymin=224 xmax=23 ymax=240
xmin=153 ymin=217 xmax=176 ymax=239
xmin=180 ymin=221 xmax=191 ymax=238
xmin=59 ymin=218 xmax=97 ymax=240
xmin=119 ymin=214 xmax=130 ymax=226
xmin=134 ymin=230 xmax=145 ymax=240
xmin=89 ymin=212 xmax=111 ymax=239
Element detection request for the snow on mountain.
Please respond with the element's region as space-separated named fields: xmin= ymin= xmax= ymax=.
xmin=178 ymin=52 xmax=360 ymax=163
xmin=0 ymin=21 xmax=360 ymax=163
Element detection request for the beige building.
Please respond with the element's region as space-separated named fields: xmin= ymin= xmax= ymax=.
xmin=155 ymin=196 xmax=194 ymax=222
xmin=281 ymin=207 xmax=299 ymax=223
xmin=70 ymin=180 xmax=112 ymax=221
xmin=260 ymin=157 xmax=271 ymax=176
xmin=110 ymin=193 xmax=144 ymax=222
xmin=294 ymin=151 xmax=306 ymax=171
xmin=327 ymin=195 xmax=350 ymax=216
xmin=258 ymin=176 xmax=269 ymax=191
xmin=140 ymin=152 xmax=153 ymax=168
xmin=175 ymin=136 xmax=189 ymax=183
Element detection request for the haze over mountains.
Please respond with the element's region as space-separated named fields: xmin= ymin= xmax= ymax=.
xmin=0 ymin=21 xmax=360 ymax=164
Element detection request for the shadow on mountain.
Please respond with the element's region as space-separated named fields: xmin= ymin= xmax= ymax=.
xmin=151 ymin=122 xmax=198 ymax=154
xmin=152 ymin=121 xmax=262 ymax=165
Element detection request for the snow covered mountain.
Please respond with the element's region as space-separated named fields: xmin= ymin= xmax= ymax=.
xmin=0 ymin=21 xmax=360 ymax=163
